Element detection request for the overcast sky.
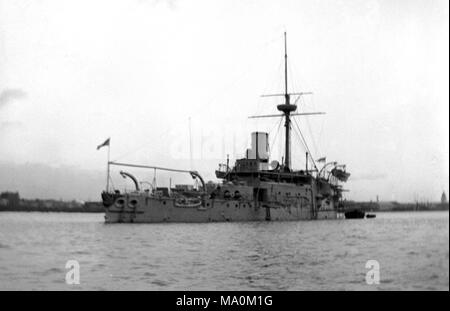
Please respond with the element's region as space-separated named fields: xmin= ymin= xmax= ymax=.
xmin=0 ymin=0 xmax=448 ymax=202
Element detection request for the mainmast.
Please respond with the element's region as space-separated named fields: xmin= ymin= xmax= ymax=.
xmin=249 ymin=32 xmax=322 ymax=171
xmin=284 ymin=32 xmax=288 ymax=98
xmin=277 ymin=32 xmax=296 ymax=170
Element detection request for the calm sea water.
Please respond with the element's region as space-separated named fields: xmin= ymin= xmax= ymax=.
xmin=0 ymin=211 xmax=448 ymax=290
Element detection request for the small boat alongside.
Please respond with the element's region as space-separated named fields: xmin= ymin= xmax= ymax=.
xmin=344 ymin=209 xmax=365 ymax=219
xmin=366 ymin=213 xmax=376 ymax=219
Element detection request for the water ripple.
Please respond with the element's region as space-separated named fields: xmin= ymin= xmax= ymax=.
xmin=0 ymin=211 xmax=448 ymax=290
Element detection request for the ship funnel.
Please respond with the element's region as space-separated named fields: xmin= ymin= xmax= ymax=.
xmin=246 ymin=132 xmax=269 ymax=160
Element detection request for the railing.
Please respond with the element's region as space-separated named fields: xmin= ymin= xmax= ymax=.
xmin=108 ymin=161 xmax=206 ymax=193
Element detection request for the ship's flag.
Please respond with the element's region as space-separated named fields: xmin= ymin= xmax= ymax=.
xmin=97 ymin=138 xmax=110 ymax=150
xmin=317 ymin=157 xmax=326 ymax=163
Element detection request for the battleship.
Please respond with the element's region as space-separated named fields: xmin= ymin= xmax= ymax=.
xmin=101 ymin=33 xmax=350 ymax=223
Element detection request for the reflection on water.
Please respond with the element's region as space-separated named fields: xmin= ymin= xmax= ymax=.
xmin=0 ymin=211 xmax=448 ymax=290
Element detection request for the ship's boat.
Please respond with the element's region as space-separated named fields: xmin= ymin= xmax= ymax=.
xmin=366 ymin=214 xmax=376 ymax=219
xmin=100 ymin=33 xmax=351 ymax=223
xmin=344 ymin=209 xmax=365 ymax=219
xmin=331 ymin=168 xmax=350 ymax=182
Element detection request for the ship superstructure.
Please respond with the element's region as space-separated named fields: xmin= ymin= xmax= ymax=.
xmin=101 ymin=33 xmax=350 ymax=223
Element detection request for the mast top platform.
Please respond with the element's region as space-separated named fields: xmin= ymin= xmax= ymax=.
xmin=277 ymin=104 xmax=297 ymax=113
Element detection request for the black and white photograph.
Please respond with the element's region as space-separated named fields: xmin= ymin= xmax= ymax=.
xmin=0 ymin=0 xmax=448 ymax=296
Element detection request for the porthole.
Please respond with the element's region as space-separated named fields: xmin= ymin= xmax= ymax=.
xmin=128 ymin=199 xmax=138 ymax=208
xmin=115 ymin=199 xmax=125 ymax=207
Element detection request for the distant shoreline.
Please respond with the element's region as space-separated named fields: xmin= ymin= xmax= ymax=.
xmin=343 ymin=200 xmax=449 ymax=212
xmin=0 ymin=202 xmax=448 ymax=213
xmin=0 ymin=210 xmax=104 ymax=213
xmin=1 ymin=191 xmax=448 ymax=213
xmin=0 ymin=210 xmax=448 ymax=214
xmin=0 ymin=204 xmax=104 ymax=213
xmin=0 ymin=194 xmax=104 ymax=213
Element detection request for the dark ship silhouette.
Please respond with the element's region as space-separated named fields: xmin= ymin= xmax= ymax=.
xmin=101 ymin=33 xmax=350 ymax=223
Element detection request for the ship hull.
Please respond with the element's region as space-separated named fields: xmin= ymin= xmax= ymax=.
xmin=103 ymin=194 xmax=337 ymax=223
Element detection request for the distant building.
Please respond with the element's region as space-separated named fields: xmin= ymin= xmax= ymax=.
xmin=0 ymin=191 xmax=20 ymax=207
xmin=441 ymin=192 xmax=447 ymax=204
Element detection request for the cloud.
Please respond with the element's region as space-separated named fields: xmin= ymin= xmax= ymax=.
xmin=0 ymin=89 xmax=27 ymax=109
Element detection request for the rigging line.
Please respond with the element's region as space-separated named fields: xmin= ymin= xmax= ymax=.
xmin=289 ymin=53 xmax=310 ymax=94
xmin=292 ymin=116 xmax=318 ymax=171
xmin=309 ymin=92 xmax=325 ymax=157
xmin=317 ymin=122 xmax=325 ymax=157
xmin=111 ymin=129 xmax=172 ymax=162
xmin=112 ymin=142 xmax=154 ymax=163
xmin=290 ymin=70 xmax=319 ymax=158
xmin=289 ymin=54 xmax=323 ymax=159
xmin=286 ymin=53 xmax=314 ymax=166
xmin=294 ymin=119 xmax=317 ymax=170
xmin=288 ymin=58 xmax=298 ymax=96
xmin=299 ymin=96 xmax=321 ymax=157
xmin=306 ymin=118 xmax=320 ymax=158
xmin=288 ymin=53 xmax=323 ymax=169
xmin=112 ymin=144 xmax=148 ymax=162
xmin=289 ymin=66 xmax=305 ymax=106
xmin=268 ymin=116 xmax=282 ymax=137
xmin=290 ymin=122 xmax=305 ymax=163
xmin=259 ymin=56 xmax=285 ymax=106
xmin=269 ymin=117 xmax=284 ymax=155
xmin=253 ymin=56 xmax=285 ymax=129
xmin=315 ymin=95 xmax=326 ymax=155
xmin=288 ymin=59 xmax=321 ymax=159
xmin=290 ymin=121 xmax=311 ymax=169
xmin=265 ymin=118 xmax=280 ymax=154
xmin=291 ymin=123 xmax=311 ymax=170
xmin=290 ymin=120 xmax=308 ymax=155
xmin=258 ymin=32 xmax=285 ymax=50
